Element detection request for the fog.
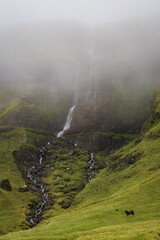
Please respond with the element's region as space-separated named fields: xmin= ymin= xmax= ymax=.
xmin=1 ymin=0 xmax=160 ymax=27
xmin=0 ymin=1 xmax=160 ymax=96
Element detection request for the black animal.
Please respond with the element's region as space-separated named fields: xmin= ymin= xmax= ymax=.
xmin=125 ymin=210 xmax=134 ymax=216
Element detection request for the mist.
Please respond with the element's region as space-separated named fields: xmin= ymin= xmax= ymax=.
xmin=0 ymin=18 xmax=160 ymax=90
xmin=0 ymin=1 xmax=160 ymax=100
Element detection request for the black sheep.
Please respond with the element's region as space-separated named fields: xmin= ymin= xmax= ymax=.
xmin=125 ymin=210 xmax=134 ymax=216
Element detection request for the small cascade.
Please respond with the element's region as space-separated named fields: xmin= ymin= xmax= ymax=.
xmin=26 ymin=145 xmax=50 ymax=227
xmin=87 ymin=153 xmax=97 ymax=182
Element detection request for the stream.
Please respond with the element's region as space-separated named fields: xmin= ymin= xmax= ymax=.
xmin=26 ymin=143 xmax=50 ymax=227
xmin=87 ymin=153 xmax=97 ymax=182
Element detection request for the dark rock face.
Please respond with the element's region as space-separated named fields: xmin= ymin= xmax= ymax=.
xmin=66 ymin=133 xmax=130 ymax=153
xmin=1 ymin=179 xmax=12 ymax=191
xmin=67 ymin=86 xmax=148 ymax=135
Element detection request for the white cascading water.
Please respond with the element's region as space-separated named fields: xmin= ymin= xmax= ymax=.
xmin=88 ymin=153 xmax=97 ymax=182
xmin=57 ymin=105 xmax=76 ymax=138
xmin=27 ymin=146 xmax=49 ymax=226
xmin=57 ymin=63 xmax=80 ymax=138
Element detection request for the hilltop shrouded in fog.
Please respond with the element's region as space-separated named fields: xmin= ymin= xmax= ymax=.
xmin=0 ymin=0 xmax=160 ymax=133
xmin=0 ymin=14 xmax=160 ymax=133
xmin=0 ymin=16 xmax=160 ymax=89
xmin=0 ymin=0 xmax=160 ymax=92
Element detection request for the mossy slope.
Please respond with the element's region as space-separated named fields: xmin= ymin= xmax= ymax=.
xmin=43 ymin=138 xmax=89 ymax=217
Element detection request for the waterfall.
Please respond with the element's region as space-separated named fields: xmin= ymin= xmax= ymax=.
xmin=57 ymin=105 xmax=76 ymax=138
xmin=57 ymin=63 xmax=80 ymax=138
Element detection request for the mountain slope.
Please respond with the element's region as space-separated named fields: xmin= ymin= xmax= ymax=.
xmin=0 ymin=89 xmax=159 ymax=239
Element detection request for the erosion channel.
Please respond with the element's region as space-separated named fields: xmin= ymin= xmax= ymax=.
xmin=26 ymin=142 xmax=54 ymax=227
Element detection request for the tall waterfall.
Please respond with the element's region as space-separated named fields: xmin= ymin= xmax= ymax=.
xmin=57 ymin=63 xmax=80 ymax=138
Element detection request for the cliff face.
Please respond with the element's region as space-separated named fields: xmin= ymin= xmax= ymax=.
xmin=66 ymin=132 xmax=138 ymax=152
xmin=67 ymin=79 xmax=151 ymax=135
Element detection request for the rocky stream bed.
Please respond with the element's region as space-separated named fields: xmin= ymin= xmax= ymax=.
xmin=25 ymin=144 xmax=53 ymax=226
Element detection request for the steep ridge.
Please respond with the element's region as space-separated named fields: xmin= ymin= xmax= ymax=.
xmin=0 ymin=89 xmax=159 ymax=239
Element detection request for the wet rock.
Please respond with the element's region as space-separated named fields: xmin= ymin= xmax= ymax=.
xmin=1 ymin=179 xmax=12 ymax=191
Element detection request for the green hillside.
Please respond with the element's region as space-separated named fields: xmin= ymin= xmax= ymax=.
xmin=0 ymin=89 xmax=159 ymax=239
xmin=0 ymin=127 xmax=48 ymax=235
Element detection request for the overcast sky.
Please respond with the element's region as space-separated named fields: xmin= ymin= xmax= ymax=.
xmin=0 ymin=0 xmax=160 ymax=28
